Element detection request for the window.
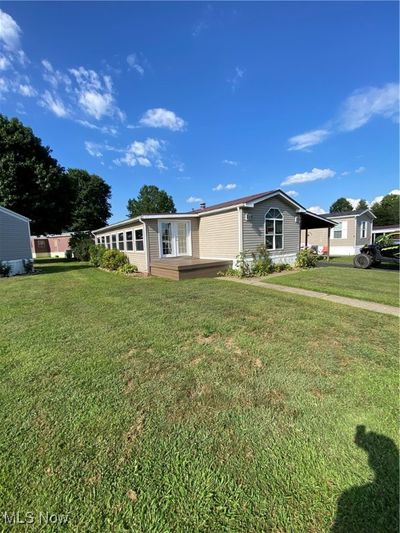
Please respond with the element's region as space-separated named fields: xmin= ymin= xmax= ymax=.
xmin=333 ymin=223 xmax=342 ymax=239
xmin=360 ymin=221 xmax=368 ymax=239
xmin=111 ymin=234 xmax=117 ymax=249
xmin=126 ymin=231 xmax=133 ymax=251
xmin=265 ymin=208 xmax=283 ymax=250
xmin=118 ymin=232 xmax=124 ymax=250
xmin=106 ymin=235 xmax=110 ymax=249
xmin=135 ymin=228 xmax=144 ymax=251
xmin=101 ymin=236 xmax=105 ymax=245
xmin=96 ymin=237 xmax=100 ymax=245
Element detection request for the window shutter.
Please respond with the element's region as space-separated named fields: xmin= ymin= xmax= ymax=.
xmin=342 ymin=221 xmax=348 ymax=239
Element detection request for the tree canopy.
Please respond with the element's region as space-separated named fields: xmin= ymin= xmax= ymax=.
xmin=356 ymin=199 xmax=369 ymax=210
xmin=0 ymin=115 xmax=71 ymax=234
xmin=371 ymin=194 xmax=400 ymax=226
xmin=329 ymin=197 xmax=353 ymax=213
xmin=67 ymin=169 xmax=111 ymax=231
xmin=127 ymin=185 xmax=176 ymax=218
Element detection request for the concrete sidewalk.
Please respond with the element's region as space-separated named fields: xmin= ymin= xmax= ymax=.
xmin=218 ymin=277 xmax=400 ymax=317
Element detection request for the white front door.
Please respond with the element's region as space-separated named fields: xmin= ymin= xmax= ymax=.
xmin=159 ymin=221 xmax=191 ymax=257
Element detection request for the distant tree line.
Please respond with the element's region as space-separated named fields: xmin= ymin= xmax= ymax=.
xmin=329 ymin=195 xmax=399 ymax=226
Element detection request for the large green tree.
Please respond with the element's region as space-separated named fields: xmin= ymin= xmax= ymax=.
xmin=67 ymin=169 xmax=111 ymax=231
xmin=356 ymin=199 xmax=369 ymax=210
xmin=329 ymin=197 xmax=353 ymax=213
xmin=371 ymin=194 xmax=400 ymax=226
xmin=127 ymin=185 xmax=176 ymax=218
xmin=0 ymin=115 xmax=72 ymax=234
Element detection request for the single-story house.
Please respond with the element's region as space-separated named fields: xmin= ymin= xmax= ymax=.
xmin=0 ymin=205 xmax=32 ymax=275
xmin=31 ymin=233 xmax=72 ymax=258
xmin=93 ymin=189 xmax=334 ymax=279
xmin=372 ymin=224 xmax=400 ymax=242
xmin=301 ymin=208 xmax=375 ymax=256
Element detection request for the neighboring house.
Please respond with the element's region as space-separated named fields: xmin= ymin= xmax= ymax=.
xmin=372 ymin=224 xmax=400 ymax=242
xmin=93 ymin=189 xmax=334 ymax=279
xmin=301 ymin=209 xmax=375 ymax=256
xmin=0 ymin=206 xmax=32 ymax=275
xmin=31 ymin=233 xmax=72 ymax=258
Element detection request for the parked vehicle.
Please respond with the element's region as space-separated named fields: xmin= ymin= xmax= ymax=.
xmin=353 ymin=233 xmax=400 ymax=269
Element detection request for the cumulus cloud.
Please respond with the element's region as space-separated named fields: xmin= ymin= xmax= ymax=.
xmin=282 ymin=168 xmax=335 ymax=186
xmin=308 ymin=206 xmax=326 ymax=215
xmin=212 ymin=183 xmax=237 ymax=191
xmin=288 ymin=83 xmax=399 ymax=151
xmin=288 ymin=129 xmax=330 ymax=151
xmin=113 ymin=138 xmax=165 ymax=168
xmin=139 ymin=108 xmax=186 ymax=131
xmin=0 ymin=9 xmax=22 ymax=52
xmin=285 ymin=190 xmax=298 ymax=197
xmin=186 ymin=196 xmax=203 ymax=203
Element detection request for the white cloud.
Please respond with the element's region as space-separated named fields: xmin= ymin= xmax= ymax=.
xmin=113 ymin=138 xmax=165 ymax=168
xmin=282 ymin=168 xmax=336 ymax=186
xmin=127 ymin=53 xmax=144 ymax=76
xmin=222 ymin=159 xmax=238 ymax=166
xmin=285 ymin=190 xmax=298 ymax=197
xmin=0 ymin=55 xmax=10 ymax=70
xmin=345 ymin=198 xmax=361 ymax=210
xmin=173 ymin=161 xmax=185 ymax=173
xmin=212 ymin=183 xmax=237 ymax=191
xmin=78 ymin=90 xmax=113 ymax=120
xmin=139 ymin=108 xmax=186 ymax=131
xmin=186 ymin=196 xmax=203 ymax=203
xmin=370 ymin=189 xmax=400 ymax=206
xmin=84 ymin=141 xmax=103 ymax=158
xmin=41 ymin=59 xmax=71 ymax=90
xmin=39 ymin=90 xmax=68 ymax=117
xmin=0 ymin=9 xmax=21 ymax=52
xmin=287 ymin=83 xmax=399 ymax=151
xmin=308 ymin=206 xmax=326 ymax=215
xmin=76 ymin=120 xmax=117 ymax=136
xmin=338 ymin=83 xmax=399 ymax=131
xmin=288 ymin=129 xmax=330 ymax=151
xmin=18 ymin=83 xmax=36 ymax=97
xmin=228 ymin=66 xmax=245 ymax=92
xmin=355 ymin=166 xmax=366 ymax=174
xmin=341 ymin=171 xmax=351 ymax=176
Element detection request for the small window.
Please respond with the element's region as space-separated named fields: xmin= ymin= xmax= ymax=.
xmin=101 ymin=236 xmax=105 ymax=245
xmin=118 ymin=232 xmax=124 ymax=250
xmin=111 ymin=234 xmax=117 ymax=249
xmin=106 ymin=235 xmax=110 ymax=249
xmin=135 ymin=228 xmax=144 ymax=251
xmin=360 ymin=221 xmax=368 ymax=239
xmin=126 ymin=231 xmax=133 ymax=251
xmin=333 ymin=223 xmax=343 ymax=239
xmin=265 ymin=208 xmax=283 ymax=250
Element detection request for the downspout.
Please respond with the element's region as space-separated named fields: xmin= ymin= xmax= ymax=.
xmin=139 ymin=217 xmax=151 ymax=276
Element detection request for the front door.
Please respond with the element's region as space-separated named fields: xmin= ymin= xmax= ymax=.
xmin=160 ymin=221 xmax=191 ymax=257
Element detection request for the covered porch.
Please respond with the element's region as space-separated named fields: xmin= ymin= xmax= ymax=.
xmin=150 ymin=257 xmax=232 ymax=280
xmin=300 ymin=212 xmax=336 ymax=257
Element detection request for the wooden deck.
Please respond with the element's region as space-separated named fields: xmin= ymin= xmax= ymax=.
xmin=150 ymin=257 xmax=232 ymax=280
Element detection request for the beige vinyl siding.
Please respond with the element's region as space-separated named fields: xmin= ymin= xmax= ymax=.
xmin=198 ymin=209 xmax=239 ymax=259
xmin=95 ymin=220 xmax=147 ymax=272
xmin=242 ymin=197 xmax=300 ymax=256
xmin=330 ymin=217 xmax=356 ymax=246
xmin=356 ymin=213 xmax=374 ymax=246
xmin=191 ymin=218 xmax=200 ymax=257
xmin=301 ymin=228 xmax=329 ymax=248
xmin=0 ymin=209 xmax=32 ymax=261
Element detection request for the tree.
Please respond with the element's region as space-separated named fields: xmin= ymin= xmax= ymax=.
xmin=356 ymin=199 xmax=369 ymax=210
xmin=329 ymin=197 xmax=353 ymax=213
xmin=67 ymin=169 xmax=111 ymax=231
xmin=68 ymin=231 xmax=94 ymax=261
xmin=127 ymin=185 xmax=176 ymax=218
xmin=0 ymin=115 xmax=72 ymax=234
xmin=371 ymin=194 xmax=400 ymax=226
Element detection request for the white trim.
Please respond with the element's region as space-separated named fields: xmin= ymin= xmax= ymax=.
xmin=141 ymin=220 xmax=150 ymax=272
xmin=0 ymin=205 xmax=30 ymax=223
xmin=157 ymin=219 xmax=192 ymax=258
xmin=328 ymin=209 xmax=376 ymax=220
xmin=360 ymin=220 xmax=368 ymax=239
xmin=264 ymin=207 xmax=284 ymax=251
xmin=133 ymin=227 xmax=145 ymax=252
xmin=245 ymin=190 xmax=303 ymax=211
xmin=142 ymin=213 xmax=198 ymax=220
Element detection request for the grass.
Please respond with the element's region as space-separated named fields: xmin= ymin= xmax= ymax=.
xmin=263 ymin=266 xmax=399 ymax=307
xmin=0 ymin=261 xmax=398 ymax=532
xmin=325 ymin=256 xmax=355 ymax=264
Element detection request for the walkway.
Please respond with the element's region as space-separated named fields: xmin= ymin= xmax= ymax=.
xmin=217 ymin=277 xmax=399 ymax=317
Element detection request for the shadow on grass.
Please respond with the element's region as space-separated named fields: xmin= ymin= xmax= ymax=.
xmin=331 ymin=425 xmax=399 ymax=532
xmin=34 ymin=261 xmax=93 ymax=275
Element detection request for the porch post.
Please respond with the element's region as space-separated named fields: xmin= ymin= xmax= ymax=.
xmin=305 ymin=229 xmax=308 ymax=248
xmin=327 ymin=227 xmax=331 ymax=261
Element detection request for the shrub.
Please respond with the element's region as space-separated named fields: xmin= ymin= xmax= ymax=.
xmin=217 ymin=267 xmax=240 ymax=277
xmin=65 ymin=249 xmax=73 ymax=261
xmin=117 ymin=263 xmax=138 ymax=274
xmin=0 ymin=261 xmax=11 ymax=277
xmin=251 ymin=245 xmax=273 ymax=276
xmin=69 ymin=231 xmax=94 ymax=261
xmin=235 ymin=251 xmax=253 ymax=277
xmin=89 ymin=244 xmax=107 ymax=267
xmin=101 ymin=249 xmax=128 ymax=271
xmin=296 ymin=248 xmax=318 ymax=268
xmin=274 ymin=263 xmax=292 ymax=272
xmin=23 ymin=259 xmax=34 ymax=274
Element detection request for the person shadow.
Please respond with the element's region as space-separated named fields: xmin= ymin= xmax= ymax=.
xmin=331 ymin=425 xmax=399 ymax=532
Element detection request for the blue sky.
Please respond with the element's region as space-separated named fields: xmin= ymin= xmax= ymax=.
xmin=0 ymin=2 xmax=398 ymax=222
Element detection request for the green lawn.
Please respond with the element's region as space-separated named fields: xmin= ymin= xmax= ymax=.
xmin=325 ymin=256 xmax=355 ymax=264
xmin=264 ymin=266 xmax=399 ymax=307
xmin=0 ymin=261 xmax=398 ymax=532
